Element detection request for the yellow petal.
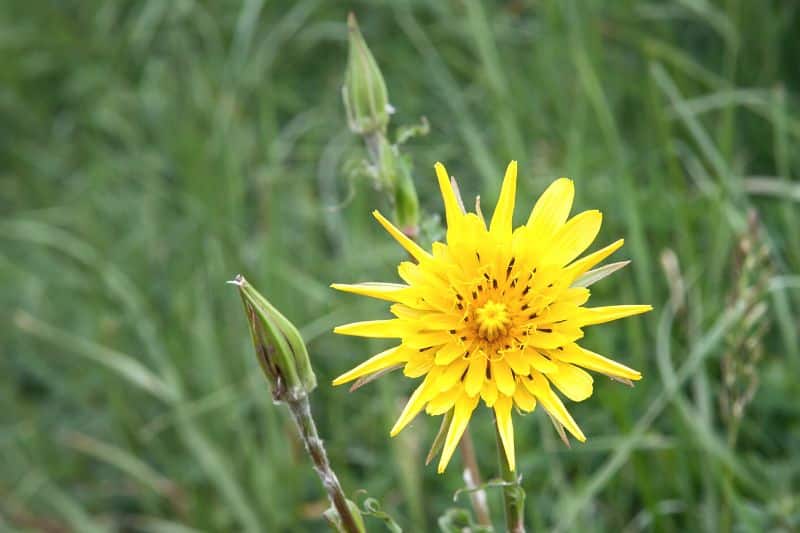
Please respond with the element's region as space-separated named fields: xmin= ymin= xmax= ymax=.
xmin=403 ymin=351 xmax=434 ymax=377
xmin=489 ymin=160 xmax=518 ymax=237
xmin=493 ymin=395 xmax=516 ymax=471
xmin=522 ymin=348 xmax=558 ymax=373
xmin=554 ymin=344 xmax=641 ymax=381
xmin=524 ymin=373 xmax=586 ymax=442
xmin=503 ymin=348 xmax=529 ymax=375
xmin=573 ymin=305 xmax=653 ymax=326
xmin=563 ymin=239 xmax=624 ymax=282
xmin=331 ymin=282 xmax=411 ymax=302
xmin=464 ymin=354 xmax=487 ymax=397
xmin=333 ymin=319 xmax=406 ymax=338
xmin=403 ymin=331 xmax=453 ymax=349
xmin=390 ymin=370 xmax=441 ymax=436
xmin=332 ymin=346 xmax=410 ymax=386
xmin=437 ymin=393 xmax=479 ymax=473
xmin=426 ymin=385 xmax=462 ymax=415
xmin=390 ymin=304 xmax=425 ymax=320
xmin=435 ymin=342 xmax=466 ymax=365
xmin=435 ymin=162 xmax=464 ymax=230
xmin=436 ymin=357 xmax=469 ymax=391
xmin=481 ymin=379 xmax=499 ymax=407
xmin=527 ymin=178 xmax=574 ymax=241
xmin=491 ymin=358 xmax=516 ymax=395
xmin=525 ymin=328 xmax=584 ymax=349
xmin=372 ymin=210 xmax=431 ymax=262
xmin=548 ymin=361 xmax=594 ymax=402
xmin=542 ymin=210 xmax=602 ymax=267
xmin=513 ymin=381 xmax=537 ymax=412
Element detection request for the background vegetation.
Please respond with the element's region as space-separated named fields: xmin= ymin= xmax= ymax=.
xmin=3 ymin=1 xmax=799 ymax=531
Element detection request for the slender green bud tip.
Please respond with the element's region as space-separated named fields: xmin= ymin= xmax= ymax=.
xmin=233 ymin=275 xmax=317 ymax=402
xmin=343 ymin=13 xmax=392 ymax=135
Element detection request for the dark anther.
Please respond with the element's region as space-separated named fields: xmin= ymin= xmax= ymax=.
xmin=419 ymin=346 xmax=434 ymax=352
xmin=521 ymin=304 xmax=529 ymax=310
xmin=492 ymin=278 xmax=498 ymax=289
xmin=457 ymin=303 xmax=464 ymax=310
xmin=449 ymin=329 xmax=456 ymax=334
xmin=539 ymin=328 xmax=552 ymax=333
xmin=506 ymin=257 xmax=515 ymax=278
xmin=522 ymin=286 xmax=530 ymax=295
xmin=472 ymin=291 xmax=478 ymax=300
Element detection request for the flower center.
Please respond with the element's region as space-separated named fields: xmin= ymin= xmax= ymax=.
xmin=475 ymin=300 xmax=511 ymax=342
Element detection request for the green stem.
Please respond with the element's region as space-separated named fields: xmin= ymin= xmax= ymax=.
xmin=286 ymin=397 xmax=362 ymax=533
xmin=495 ymin=419 xmax=525 ymax=533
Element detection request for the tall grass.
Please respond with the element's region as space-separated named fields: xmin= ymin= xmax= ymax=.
xmin=2 ymin=1 xmax=799 ymax=531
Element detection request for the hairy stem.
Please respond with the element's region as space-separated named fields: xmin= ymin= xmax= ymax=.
xmin=495 ymin=419 xmax=525 ymax=533
xmin=287 ymin=397 xmax=361 ymax=533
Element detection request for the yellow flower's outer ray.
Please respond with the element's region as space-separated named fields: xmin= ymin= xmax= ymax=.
xmin=332 ymin=345 xmax=409 ymax=386
xmin=334 ymin=319 xmax=407 ymax=338
xmin=493 ymin=395 xmax=516 ymax=471
xmin=527 ymin=177 xmax=574 ymax=240
xmin=542 ymin=210 xmax=602 ymax=267
xmin=548 ymin=361 xmax=594 ymax=402
xmin=513 ymin=381 xmax=537 ymax=412
xmin=574 ymin=305 xmax=653 ymax=326
xmin=563 ymin=238 xmax=625 ymax=281
xmin=330 ymin=282 xmax=411 ymax=302
xmin=464 ymin=354 xmax=486 ymax=397
xmin=489 ymin=160 xmax=517 ymax=238
xmin=372 ymin=210 xmax=431 ymax=262
xmin=390 ymin=369 xmax=442 ymax=436
xmin=524 ymin=373 xmax=586 ymax=442
xmin=437 ymin=393 xmax=479 ymax=473
xmin=332 ymin=162 xmax=651 ymax=473
xmin=555 ymin=344 xmax=642 ymax=381
xmin=434 ymin=162 xmax=464 ymax=230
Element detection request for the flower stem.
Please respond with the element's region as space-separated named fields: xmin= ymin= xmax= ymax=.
xmin=495 ymin=419 xmax=525 ymax=533
xmin=286 ymin=397 xmax=362 ymax=533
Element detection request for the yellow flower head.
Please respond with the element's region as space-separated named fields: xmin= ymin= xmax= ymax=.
xmin=332 ymin=161 xmax=652 ymax=473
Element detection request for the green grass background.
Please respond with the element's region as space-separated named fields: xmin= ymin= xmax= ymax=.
xmin=3 ymin=1 xmax=800 ymax=531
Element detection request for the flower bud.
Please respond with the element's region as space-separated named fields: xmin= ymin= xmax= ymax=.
xmin=233 ymin=275 xmax=317 ymax=401
xmin=342 ymin=13 xmax=392 ymax=135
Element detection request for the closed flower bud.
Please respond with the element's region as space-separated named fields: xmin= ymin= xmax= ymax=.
xmin=233 ymin=275 xmax=317 ymax=401
xmin=342 ymin=13 xmax=392 ymax=135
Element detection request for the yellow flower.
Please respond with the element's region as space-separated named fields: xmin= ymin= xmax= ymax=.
xmin=332 ymin=161 xmax=652 ymax=473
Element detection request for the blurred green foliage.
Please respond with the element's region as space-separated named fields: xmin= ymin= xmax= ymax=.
xmin=3 ymin=1 xmax=800 ymax=531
